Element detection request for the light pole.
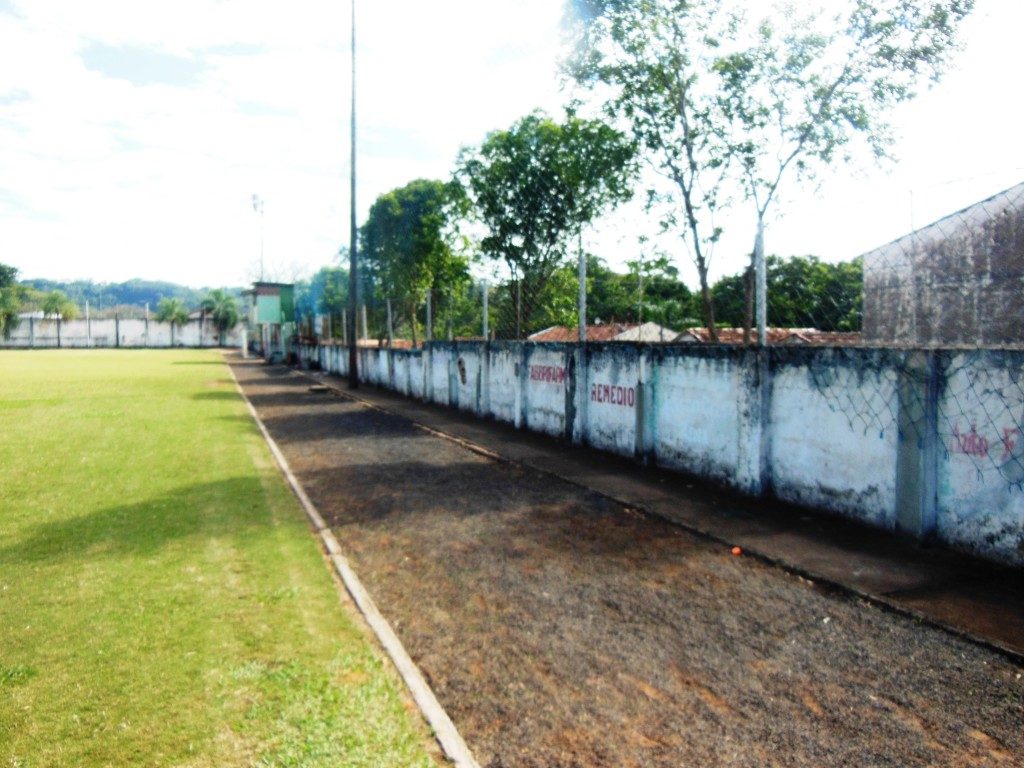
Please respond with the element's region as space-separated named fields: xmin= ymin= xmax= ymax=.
xmin=251 ymin=193 xmax=265 ymax=281
xmin=347 ymin=0 xmax=359 ymax=388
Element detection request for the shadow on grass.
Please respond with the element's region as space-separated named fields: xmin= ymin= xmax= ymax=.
xmin=191 ymin=391 xmax=242 ymax=401
xmin=1 ymin=477 xmax=275 ymax=565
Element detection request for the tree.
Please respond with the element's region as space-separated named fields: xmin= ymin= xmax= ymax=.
xmin=361 ymin=179 xmax=468 ymax=346
xmin=155 ymin=297 xmax=189 ymax=345
xmin=565 ymin=0 xmax=741 ymax=340
xmin=0 ymin=263 xmax=21 ymax=339
xmin=456 ymin=111 xmax=636 ymax=337
xmin=566 ymin=0 xmax=972 ymax=343
xmin=41 ymin=290 xmax=78 ymax=320
xmin=713 ymin=255 xmax=863 ymax=332
xmin=200 ymin=289 xmax=239 ymax=345
xmin=713 ymin=0 xmax=973 ymax=342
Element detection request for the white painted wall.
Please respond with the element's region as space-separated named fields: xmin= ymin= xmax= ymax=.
xmin=2 ymin=318 xmax=242 ymax=348
xmin=769 ymin=351 xmax=899 ymax=528
xmin=937 ymin=351 xmax=1024 ymax=564
xmin=300 ymin=341 xmax=1024 ymax=568
xmin=523 ymin=344 xmax=570 ymax=437
xmin=584 ymin=346 xmax=639 ymax=456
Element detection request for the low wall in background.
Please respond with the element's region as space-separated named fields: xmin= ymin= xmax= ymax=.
xmin=299 ymin=341 xmax=1024 ymax=568
xmin=2 ymin=317 xmax=243 ymax=348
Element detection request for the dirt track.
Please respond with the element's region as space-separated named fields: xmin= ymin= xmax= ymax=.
xmin=234 ymin=360 xmax=1023 ymax=768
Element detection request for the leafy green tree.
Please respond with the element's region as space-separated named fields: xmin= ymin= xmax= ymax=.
xmin=714 ymin=0 xmax=972 ymax=340
xmin=0 ymin=263 xmax=21 ymax=339
xmin=41 ymin=290 xmax=78 ymax=320
xmin=713 ymin=255 xmax=863 ymax=332
xmin=0 ymin=264 xmax=17 ymax=288
xmin=566 ymin=0 xmax=972 ymax=342
xmin=361 ymin=180 xmax=468 ymax=345
xmin=200 ymin=289 xmax=239 ymax=345
xmin=155 ymin=297 xmax=189 ymax=345
xmin=565 ymin=1 xmax=740 ymax=339
xmin=456 ymin=111 xmax=636 ymax=337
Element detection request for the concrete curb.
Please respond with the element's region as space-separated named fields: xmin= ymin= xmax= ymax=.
xmin=225 ymin=359 xmax=480 ymax=768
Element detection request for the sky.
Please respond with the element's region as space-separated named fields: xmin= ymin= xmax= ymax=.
xmin=0 ymin=0 xmax=1021 ymax=291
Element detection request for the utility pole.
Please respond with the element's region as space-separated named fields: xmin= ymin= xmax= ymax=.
xmin=252 ymin=194 xmax=265 ymax=281
xmin=347 ymin=0 xmax=359 ymax=388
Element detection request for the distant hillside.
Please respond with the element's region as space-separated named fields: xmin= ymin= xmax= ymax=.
xmin=20 ymin=279 xmax=244 ymax=312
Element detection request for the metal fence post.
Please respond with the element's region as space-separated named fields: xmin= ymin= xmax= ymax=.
xmin=481 ymin=281 xmax=489 ymax=340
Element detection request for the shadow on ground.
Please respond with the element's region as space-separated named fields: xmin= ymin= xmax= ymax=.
xmin=1 ymin=477 xmax=273 ymax=565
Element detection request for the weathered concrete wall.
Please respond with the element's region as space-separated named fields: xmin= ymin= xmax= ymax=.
xmin=769 ymin=348 xmax=899 ymax=528
xmin=863 ymin=182 xmax=1024 ymax=347
xmin=524 ymin=344 xmax=571 ymax=437
xmin=2 ymin=318 xmax=241 ymax=348
xmin=650 ymin=347 xmax=748 ymax=487
xmin=937 ymin=350 xmax=1024 ymax=564
xmin=300 ymin=341 xmax=1024 ymax=568
xmin=584 ymin=345 xmax=640 ymax=456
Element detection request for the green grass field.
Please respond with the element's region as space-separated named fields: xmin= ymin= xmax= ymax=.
xmin=0 ymin=350 xmax=436 ymax=767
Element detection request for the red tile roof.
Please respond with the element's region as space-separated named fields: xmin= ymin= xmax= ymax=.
xmin=529 ymin=324 xmax=637 ymax=342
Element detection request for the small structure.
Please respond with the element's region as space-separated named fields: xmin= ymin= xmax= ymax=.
xmin=242 ymin=282 xmax=295 ymax=362
xmin=862 ymin=181 xmax=1024 ymax=347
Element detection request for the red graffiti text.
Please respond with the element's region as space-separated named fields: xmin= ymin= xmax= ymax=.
xmin=950 ymin=423 xmax=989 ymax=458
xmin=590 ymin=382 xmax=635 ymax=407
xmin=530 ymin=365 xmax=566 ymax=384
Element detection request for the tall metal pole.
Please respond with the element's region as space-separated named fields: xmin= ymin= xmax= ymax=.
xmin=252 ymin=194 xmax=265 ymax=281
xmin=347 ymin=0 xmax=359 ymax=387
xmin=482 ymin=280 xmax=489 ymax=340
xmin=578 ymin=229 xmax=586 ymax=343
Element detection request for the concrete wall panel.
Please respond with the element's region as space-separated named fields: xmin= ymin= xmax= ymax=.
xmin=937 ymin=351 xmax=1024 ymax=565
xmin=770 ymin=349 xmax=899 ymax=528
xmin=584 ymin=345 xmax=639 ymax=457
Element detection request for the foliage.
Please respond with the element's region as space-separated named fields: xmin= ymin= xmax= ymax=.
xmin=40 ymin=290 xmax=78 ymax=320
xmin=565 ymin=0 xmax=740 ymax=338
xmin=155 ymin=297 xmax=189 ymax=327
xmin=20 ymin=278 xmax=234 ymax=313
xmin=0 ymin=263 xmax=21 ymax=339
xmin=713 ymin=255 xmax=863 ymax=331
xmin=0 ymin=263 xmax=17 ymax=289
xmin=565 ymin=0 xmax=973 ymax=339
xmin=200 ymin=289 xmax=240 ymax=344
xmin=361 ymin=179 xmax=469 ymax=344
xmin=456 ymin=110 xmax=636 ymax=337
xmin=713 ymin=0 xmax=972 ymax=336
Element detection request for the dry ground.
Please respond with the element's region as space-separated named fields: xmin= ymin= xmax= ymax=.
xmin=235 ymin=360 xmax=1024 ymax=768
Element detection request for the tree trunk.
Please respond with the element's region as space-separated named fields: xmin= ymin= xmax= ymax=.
xmin=742 ymin=257 xmax=755 ymax=346
xmin=409 ymin=299 xmax=418 ymax=348
xmin=693 ymin=248 xmax=717 ymax=342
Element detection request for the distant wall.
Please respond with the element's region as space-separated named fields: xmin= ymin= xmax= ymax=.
xmin=299 ymin=341 xmax=1024 ymax=568
xmin=2 ymin=318 xmax=243 ymax=348
xmin=862 ymin=183 xmax=1024 ymax=346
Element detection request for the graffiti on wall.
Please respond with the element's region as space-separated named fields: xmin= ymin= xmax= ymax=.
xmin=590 ymin=382 xmax=636 ymax=407
xmin=530 ymin=365 xmax=566 ymax=384
xmin=949 ymin=423 xmax=1022 ymax=461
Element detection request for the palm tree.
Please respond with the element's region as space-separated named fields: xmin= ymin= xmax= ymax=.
xmin=200 ymin=289 xmax=239 ymax=346
xmin=155 ymin=297 xmax=189 ymax=346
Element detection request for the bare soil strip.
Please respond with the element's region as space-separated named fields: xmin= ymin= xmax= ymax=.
xmin=233 ymin=359 xmax=1024 ymax=768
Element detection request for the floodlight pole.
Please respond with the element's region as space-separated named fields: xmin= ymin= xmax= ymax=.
xmin=252 ymin=194 xmax=265 ymax=281
xmin=347 ymin=0 xmax=359 ymax=388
